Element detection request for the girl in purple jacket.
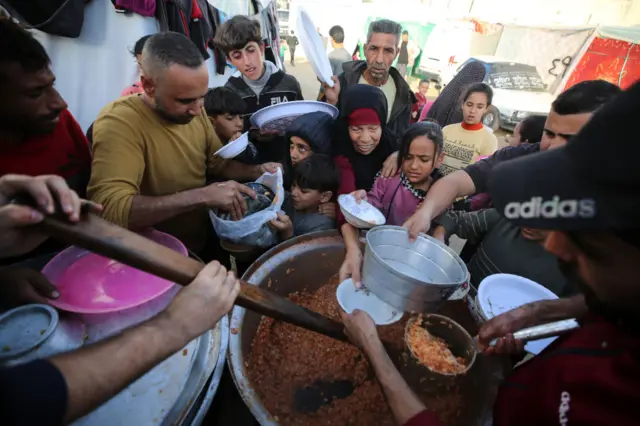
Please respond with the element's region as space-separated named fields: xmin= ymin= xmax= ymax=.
xmin=350 ymin=122 xmax=445 ymax=226
xmin=340 ymin=122 xmax=445 ymax=287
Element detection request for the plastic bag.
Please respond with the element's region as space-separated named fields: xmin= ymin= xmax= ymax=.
xmin=209 ymin=168 xmax=284 ymax=248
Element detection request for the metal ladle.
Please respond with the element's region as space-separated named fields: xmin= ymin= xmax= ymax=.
xmin=487 ymin=319 xmax=579 ymax=347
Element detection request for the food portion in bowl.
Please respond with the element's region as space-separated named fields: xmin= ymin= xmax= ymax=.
xmin=406 ymin=315 xmax=468 ymax=375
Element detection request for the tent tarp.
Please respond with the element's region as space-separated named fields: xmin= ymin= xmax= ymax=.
xmin=494 ymin=25 xmax=593 ymax=92
xmin=597 ymin=25 xmax=640 ymax=44
xmin=564 ymin=34 xmax=640 ymax=90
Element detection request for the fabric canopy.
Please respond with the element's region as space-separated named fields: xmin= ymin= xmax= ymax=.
xmin=563 ymin=26 xmax=640 ymax=91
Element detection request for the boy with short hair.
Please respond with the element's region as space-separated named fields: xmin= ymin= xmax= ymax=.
xmin=213 ymin=15 xmax=304 ymax=164
xmin=269 ymin=155 xmax=340 ymax=240
xmin=204 ymin=87 xmax=258 ymax=164
xmin=204 ymin=87 xmax=245 ymax=144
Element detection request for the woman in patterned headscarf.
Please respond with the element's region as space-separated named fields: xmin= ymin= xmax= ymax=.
xmin=424 ymin=61 xmax=487 ymax=127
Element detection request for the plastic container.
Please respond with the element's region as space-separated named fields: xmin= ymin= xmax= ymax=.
xmin=42 ymin=230 xmax=187 ymax=314
xmin=336 ymin=278 xmax=403 ymax=325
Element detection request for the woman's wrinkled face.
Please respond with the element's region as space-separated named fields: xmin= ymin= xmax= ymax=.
xmin=402 ymin=135 xmax=442 ymax=185
xmin=289 ymin=136 xmax=313 ymax=166
xmin=348 ymin=124 xmax=382 ymax=155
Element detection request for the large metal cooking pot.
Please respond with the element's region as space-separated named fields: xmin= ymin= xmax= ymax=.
xmin=363 ymin=226 xmax=469 ymax=312
xmin=228 ymin=231 xmax=509 ymax=426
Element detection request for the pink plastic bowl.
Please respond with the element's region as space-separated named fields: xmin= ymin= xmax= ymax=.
xmin=42 ymin=230 xmax=187 ymax=314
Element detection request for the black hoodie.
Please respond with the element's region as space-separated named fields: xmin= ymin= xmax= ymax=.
xmin=285 ymin=111 xmax=335 ymax=156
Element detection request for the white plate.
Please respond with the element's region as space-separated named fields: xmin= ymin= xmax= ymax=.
xmin=214 ymin=132 xmax=249 ymax=159
xmin=336 ymin=279 xmax=403 ymax=325
xmin=250 ymin=100 xmax=338 ymax=133
xmin=477 ymin=274 xmax=579 ymax=355
xmin=338 ymin=194 xmax=386 ymax=229
xmin=296 ymin=8 xmax=334 ymax=87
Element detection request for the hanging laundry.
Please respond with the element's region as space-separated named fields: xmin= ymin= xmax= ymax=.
xmin=189 ymin=0 xmax=209 ymax=59
xmin=0 ymin=0 xmax=90 ymax=38
xmin=111 ymin=0 xmax=156 ymax=17
xmin=206 ymin=4 xmax=228 ymax=75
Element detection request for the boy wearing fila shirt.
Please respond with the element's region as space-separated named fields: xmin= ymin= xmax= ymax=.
xmin=214 ymin=15 xmax=304 ymax=164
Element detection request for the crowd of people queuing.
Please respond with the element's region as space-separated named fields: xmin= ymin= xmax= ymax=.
xmin=0 ymin=11 xmax=638 ymax=426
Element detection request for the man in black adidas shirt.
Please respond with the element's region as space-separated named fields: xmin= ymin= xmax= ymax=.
xmin=214 ymin=15 xmax=303 ymax=164
xmin=404 ymin=80 xmax=621 ymax=238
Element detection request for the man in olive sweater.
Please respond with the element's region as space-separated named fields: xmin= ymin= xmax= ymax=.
xmin=88 ymin=32 xmax=279 ymax=257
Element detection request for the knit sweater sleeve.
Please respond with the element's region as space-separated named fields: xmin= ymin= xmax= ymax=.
xmin=87 ymin=103 xmax=145 ymax=228
xmin=478 ymin=131 xmax=498 ymax=158
xmin=367 ymin=173 xmax=388 ymax=211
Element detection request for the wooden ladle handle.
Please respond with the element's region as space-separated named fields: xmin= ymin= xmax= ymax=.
xmin=31 ymin=207 xmax=348 ymax=342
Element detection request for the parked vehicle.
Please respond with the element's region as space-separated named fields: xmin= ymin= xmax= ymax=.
xmin=446 ymin=56 xmax=554 ymax=131
xmin=417 ymin=21 xmax=475 ymax=88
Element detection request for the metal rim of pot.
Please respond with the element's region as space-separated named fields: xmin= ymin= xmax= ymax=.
xmin=365 ymin=226 xmax=469 ymax=287
xmin=227 ymin=230 xmax=343 ymax=426
xmin=181 ymin=249 xmax=230 ymax=426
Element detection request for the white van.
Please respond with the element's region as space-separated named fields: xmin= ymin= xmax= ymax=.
xmin=417 ymin=21 xmax=475 ymax=87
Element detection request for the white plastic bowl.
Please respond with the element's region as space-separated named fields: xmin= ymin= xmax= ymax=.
xmin=336 ymin=278 xmax=403 ymax=325
xmin=477 ymin=273 xmax=578 ymax=355
xmin=297 ymin=8 xmax=334 ymax=87
xmin=214 ymin=132 xmax=249 ymax=159
xmin=338 ymin=194 xmax=386 ymax=229
xmin=249 ymin=101 xmax=338 ymax=133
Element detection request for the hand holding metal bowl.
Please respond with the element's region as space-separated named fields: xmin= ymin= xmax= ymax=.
xmin=361 ymin=226 xmax=470 ymax=313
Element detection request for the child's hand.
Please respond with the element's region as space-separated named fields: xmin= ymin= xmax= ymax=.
xmin=339 ymin=249 xmax=363 ymax=288
xmin=259 ymin=162 xmax=282 ymax=174
xmin=318 ymin=202 xmax=337 ymax=219
xmin=350 ymin=190 xmax=368 ymax=203
xmin=269 ymin=212 xmax=294 ymax=240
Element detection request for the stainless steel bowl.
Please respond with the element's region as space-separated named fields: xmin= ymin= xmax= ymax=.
xmin=363 ymin=226 xmax=469 ymax=312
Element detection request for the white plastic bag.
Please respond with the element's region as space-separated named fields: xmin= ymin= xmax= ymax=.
xmin=209 ymin=168 xmax=284 ymax=247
